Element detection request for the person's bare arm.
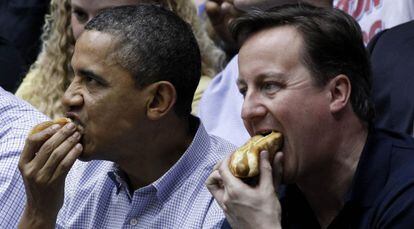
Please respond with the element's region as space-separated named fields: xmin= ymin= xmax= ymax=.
xmin=205 ymin=0 xmax=242 ymax=58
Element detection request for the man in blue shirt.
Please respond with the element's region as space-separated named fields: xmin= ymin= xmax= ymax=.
xmin=207 ymin=4 xmax=414 ymax=228
xmin=15 ymin=5 xmax=235 ymax=228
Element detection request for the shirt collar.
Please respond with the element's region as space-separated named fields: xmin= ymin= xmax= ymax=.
xmin=107 ymin=165 xmax=134 ymax=199
xmin=152 ymin=119 xmax=211 ymax=202
xmin=107 ymin=118 xmax=211 ymax=203
xmin=345 ymin=128 xmax=392 ymax=207
xmin=279 ymin=129 xmax=393 ymax=227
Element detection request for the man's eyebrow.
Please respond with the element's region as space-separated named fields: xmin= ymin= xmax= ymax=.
xmin=258 ymin=72 xmax=285 ymax=80
xmin=78 ymin=69 xmax=108 ymax=85
xmin=237 ymin=72 xmax=285 ymax=85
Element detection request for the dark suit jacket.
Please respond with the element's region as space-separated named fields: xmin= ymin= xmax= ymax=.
xmin=368 ymin=20 xmax=414 ymax=135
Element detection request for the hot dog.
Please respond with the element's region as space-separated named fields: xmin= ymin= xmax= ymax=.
xmin=29 ymin=117 xmax=72 ymax=136
xmin=229 ymin=132 xmax=283 ymax=178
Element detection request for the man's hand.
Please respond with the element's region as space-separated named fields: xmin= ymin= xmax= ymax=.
xmin=206 ymin=150 xmax=284 ymax=229
xmin=205 ymin=0 xmax=243 ymax=57
xmin=18 ymin=122 xmax=82 ymax=228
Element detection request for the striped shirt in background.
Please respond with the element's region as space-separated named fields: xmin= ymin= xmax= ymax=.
xmin=0 ymin=87 xmax=49 ymax=227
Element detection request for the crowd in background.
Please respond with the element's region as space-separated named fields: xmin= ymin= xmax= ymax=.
xmin=1 ymin=0 xmax=414 ymax=94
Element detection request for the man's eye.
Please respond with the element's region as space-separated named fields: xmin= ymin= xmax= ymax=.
xmin=238 ymin=87 xmax=247 ymax=97
xmin=72 ymin=9 xmax=88 ymax=24
xmin=261 ymin=82 xmax=281 ymax=93
xmin=85 ymin=77 xmax=101 ymax=86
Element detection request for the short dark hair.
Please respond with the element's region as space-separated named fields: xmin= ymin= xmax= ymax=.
xmin=231 ymin=3 xmax=374 ymax=122
xmin=85 ymin=4 xmax=201 ymax=117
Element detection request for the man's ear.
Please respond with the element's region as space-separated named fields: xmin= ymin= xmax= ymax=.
xmin=328 ymin=74 xmax=351 ymax=114
xmin=145 ymin=81 xmax=176 ymax=120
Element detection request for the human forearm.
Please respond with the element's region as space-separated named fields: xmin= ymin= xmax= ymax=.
xmin=18 ymin=207 xmax=56 ymax=229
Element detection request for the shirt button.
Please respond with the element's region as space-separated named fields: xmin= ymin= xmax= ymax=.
xmin=130 ymin=218 xmax=138 ymax=226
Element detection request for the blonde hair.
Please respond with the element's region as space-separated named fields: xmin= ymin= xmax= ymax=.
xmin=16 ymin=0 xmax=224 ymax=119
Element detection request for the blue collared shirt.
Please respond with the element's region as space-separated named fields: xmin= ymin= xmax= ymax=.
xmin=56 ymin=122 xmax=236 ymax=228
xmin=0 ymin=87 xmax=48 ymax=227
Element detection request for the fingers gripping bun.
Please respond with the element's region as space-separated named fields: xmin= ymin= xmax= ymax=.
xmin=229 ymin=132 xmax=283 ymax=178
xmin=29 ymin=117 xmax=72 ymax=136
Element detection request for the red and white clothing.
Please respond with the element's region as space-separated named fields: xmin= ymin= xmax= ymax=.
xmin=334 ymin=0 xmax=414 ymax=44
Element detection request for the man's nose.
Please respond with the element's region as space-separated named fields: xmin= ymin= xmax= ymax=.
xmin=241 ymin=93 xmax=267 ymax=122
xmin=62 ymin=80 xmax=83 ymax=110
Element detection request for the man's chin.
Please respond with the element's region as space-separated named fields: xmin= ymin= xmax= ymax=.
xmin=76 ymin=149 xmax=95 ymax=162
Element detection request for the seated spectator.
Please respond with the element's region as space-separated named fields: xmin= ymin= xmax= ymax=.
xmin=13 ymin=5 xmax=235 ymax=228
xmin=368 ymin=20 xmax=414 ymax=136
xmin=16 ymin=0 xmax=224 ymax=119
xmin=199 ymin=0 xmax=333 ymax=146
xmin=207 ymin=4 xmax=414 ymax=228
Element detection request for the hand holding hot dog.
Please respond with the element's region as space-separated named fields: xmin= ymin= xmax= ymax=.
xmin=18 ymin=118 xmax=83 ymax=228
xmin=206 ymin=150 xmax=284 ymax=229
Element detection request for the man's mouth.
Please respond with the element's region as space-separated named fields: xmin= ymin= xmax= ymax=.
xmin=254 ymin=129 xmax=285 ymax=152
xmin=65 ymin=112 xmax=84 ymax=132
xmin=75 ymin=123 xmax=85 ymax=135
xmin=255 ymin=129 xmax=279 ymax=136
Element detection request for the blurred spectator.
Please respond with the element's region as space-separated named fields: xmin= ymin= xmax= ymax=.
xmin=334 ymin=0 xmax=414 ymax=44
xmin=204 ymin=0 xmax=242 ymax=60
xmin=0 ymin=36 xmax=26 ymax=92
xmin=368 ymin=20 xmax=414 ymax=136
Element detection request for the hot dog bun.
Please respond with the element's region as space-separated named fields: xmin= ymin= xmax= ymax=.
xmin=29 ymin=117 xmax=72 ymax=136
xmin=229 ymin=132 xmax=283 ymax=178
